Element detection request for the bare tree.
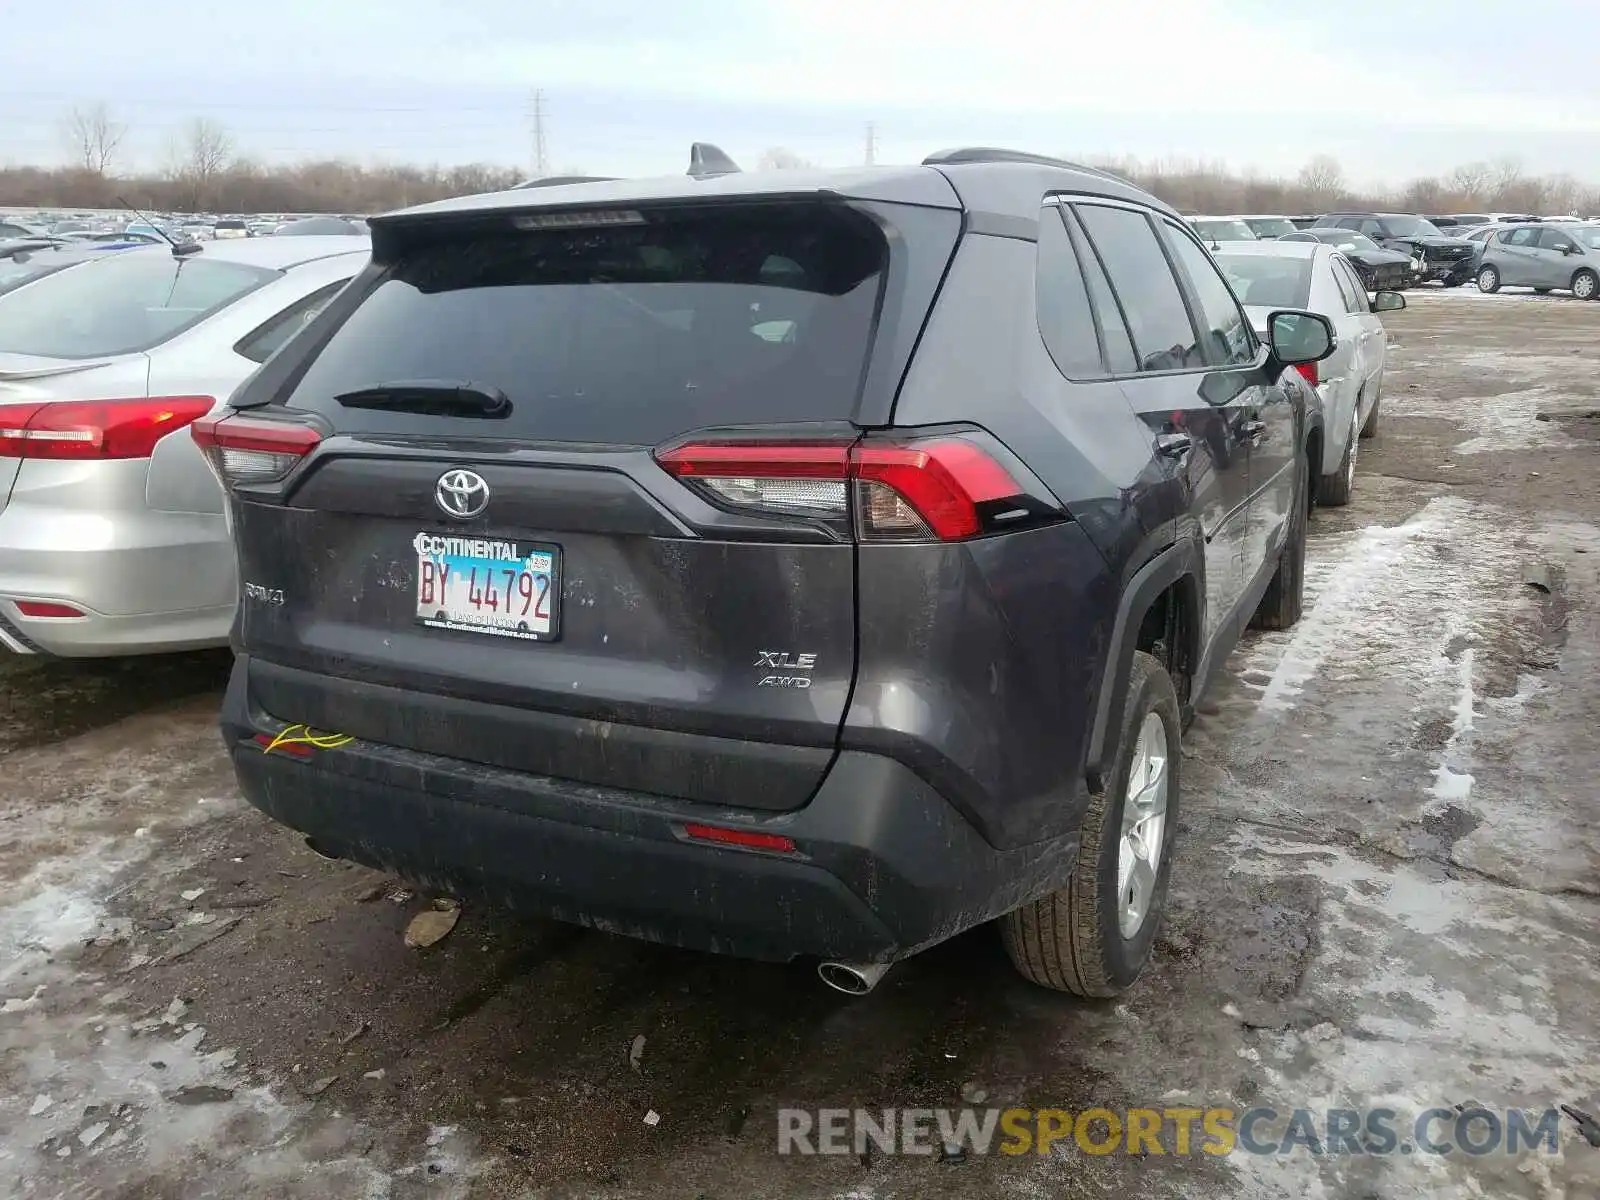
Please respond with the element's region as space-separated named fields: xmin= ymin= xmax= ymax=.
xmin=165 ymin=118 xmax=234 ymax=207
xmin=758 ymin=147 xmax=814 ymax=171
xmin=1489 ymin=155 xmax=1525 ymax=204
xmin=1296 ymin=155 xmax=1345 ymax=208
xmin=1446 ymin=162 xmax=1491 ymax=203
xmin=61 ymin=102 xmax=126 ymax=176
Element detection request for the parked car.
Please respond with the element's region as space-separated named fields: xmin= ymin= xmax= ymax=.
xmin=1474 ymin=222 xmax=1600 ymax=298
xmin=1279 ymin=228 xmax=1414 ymax=291
xmin=1316 ymin=212 xmax=1476 ymax=286
xmin=0 ymin=220 xmax=40 ymax=239
xmin=1188 ymin=217 xmax=1259 ymax=243
xmin=1288 ymin=215 xmax=1321 ymax=229
xmin=213 ymin=218 xmax=252 ymax=240
xmin=196 ymin=144 xmax=1334 ymax=998
xmin=0 ymin=237 xmax=368 ymax=658
xmin=1213 ymin=241 xmax=1400 ymax=506
xmin=1230 ymin=215 xmax=1299 ymax=240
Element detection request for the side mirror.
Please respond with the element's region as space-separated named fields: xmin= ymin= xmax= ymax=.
xmin=1372 ymin=290 xmax=1406 ymax=313
xmin=1267 ymin=310 xmax=1335 ymax=366
xmin=1562 ymin=243 xmax=1580 ymax=255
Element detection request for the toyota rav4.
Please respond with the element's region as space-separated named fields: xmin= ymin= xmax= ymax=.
xmin=196 ymin=146 xmax=1331 ymax=997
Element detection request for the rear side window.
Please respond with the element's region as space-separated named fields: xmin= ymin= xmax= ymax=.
xmin=1034 ymin=206 xmax=1103 ymax=377
xmin=1074 ymin=203 xmax=1202 ymax=373
xmin=1504 ymin=227 xmax=1538 ymax=246
xmin=282 ymin=204 xmax=886 ymax=443
xmin=1163 ymin=225 xmax=1254 ymax=366
xmin=1331 ymin=260 xmax=1368 ymax=313
xmin=0 ymin=253 xmax=275 ymax=358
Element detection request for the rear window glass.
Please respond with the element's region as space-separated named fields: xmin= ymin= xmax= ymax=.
xmin=0 ymin=253 xmax=275 ymax=358
xmin=283 ymin=204 xmax=887 ymax=443
xmin=1213 ymin=255 xmax=1314 ymax=309
xmin=0 ymin=257 xmax=76 ymax=296
xmin=1243 ymin=217 xmax=1297 ymax=238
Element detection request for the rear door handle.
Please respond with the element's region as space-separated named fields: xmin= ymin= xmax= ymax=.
xmin=1241 ymin=420 xmax=1267 ymax=442
xmin=1155 ymin=432 xmax=1192 ymax=459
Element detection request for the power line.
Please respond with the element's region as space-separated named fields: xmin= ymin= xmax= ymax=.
xmin=864 ymin=121 xmax=878 ymax=166
xmin=528 ymin=89 xmax=548 ymax=178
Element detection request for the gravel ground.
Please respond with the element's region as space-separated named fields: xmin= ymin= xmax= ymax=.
xmin=2 ymin=288 xmax=1598 ymax=1199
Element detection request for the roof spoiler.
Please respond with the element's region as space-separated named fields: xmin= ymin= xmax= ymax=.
xmin=688 ymin=143 xmax=742 ymax=179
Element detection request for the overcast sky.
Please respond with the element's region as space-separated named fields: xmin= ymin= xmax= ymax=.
xmin=4 ymin=0 xmax=1600 ymax=187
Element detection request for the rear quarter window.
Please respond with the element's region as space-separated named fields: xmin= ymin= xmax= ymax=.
xmin=280 ymin=203 xmax=887 ymax=444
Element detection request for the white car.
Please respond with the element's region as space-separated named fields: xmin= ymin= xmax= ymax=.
xmin=1212 ymin=240 xmax=1405 ymax=506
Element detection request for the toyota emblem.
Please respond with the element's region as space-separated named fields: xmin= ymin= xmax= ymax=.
xmin=435 ymin=469 xmax=490 ymax=519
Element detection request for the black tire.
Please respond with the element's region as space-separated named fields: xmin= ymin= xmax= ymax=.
xmin=1000 ymin=650 xmax=1181 ymax=997
xmin=1359 ymin=394 xmax=1380 ymax=440
xmin=1442 ymin=273 xmax=1466 ymax=288
xmin=1317 ymin=413 xmax=1359 ymax=507
xmin=1250 ymin=451 xmax=1309 ymax=631
xmin=1572 ymin=269 xmax=1599 ymax=301
xmin=1475 ymin=264 xmax=1501 ymax=294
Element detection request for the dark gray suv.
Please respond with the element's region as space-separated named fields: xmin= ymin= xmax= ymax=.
xmin=195 ymin=146 xmax=1331 ymax=997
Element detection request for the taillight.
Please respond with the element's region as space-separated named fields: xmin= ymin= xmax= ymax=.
xmin=654 ymin=436 xmax=1030 ymax=542
xmin=1295 ymin=361 xmax=1319 ymax=387
xmin=190 ymin=412 xmax=321 ymax=487
xmin=0 ymin=397 xmax=214 ymax=460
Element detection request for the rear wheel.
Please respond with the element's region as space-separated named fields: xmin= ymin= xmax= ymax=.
xmin=1572 ymin=269 xmax=1599 ymax=300
xmin=1359 ymin=394 xmax=1380 ymax=439
xmin=1317 ymin=411 xmax=1360 ymax=507
xmin=1442 ymin=273 xmax=1466 ymax=288
xmin=1250 ymin=450 xmax=1309 ymax=631
xmin=1476 ymin=264 xmax=1501 ymax=294
xmin=1000 ymin=651 xmax=1180 ymax=997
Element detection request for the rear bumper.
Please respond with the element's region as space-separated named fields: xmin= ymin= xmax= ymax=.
xmin=0 ymin=500 xmax=235 ymax=656
xmin=220 ymin=656 xmax=1075 ymax=963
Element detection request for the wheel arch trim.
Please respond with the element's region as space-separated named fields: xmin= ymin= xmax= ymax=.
xmin=1084 ymin=539 xmax=1202 ymax=787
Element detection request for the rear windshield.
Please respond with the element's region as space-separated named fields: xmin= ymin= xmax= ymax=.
xmin=0 ymin=253 xmax=275 ymax=358
xmin=282 ymin=204 xmax=887 ymax=442
xmin=1192 ymin=219 xmax=1258 ymax=242
xmin=1243 ymin=217 xmax=1297 ymax=238
xmin=1214 ymin=255 xmax=1313 ymax=309
xmin=0 ymin=256 xmax=77 ymax=297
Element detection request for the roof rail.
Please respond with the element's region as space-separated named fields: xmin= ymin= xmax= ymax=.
xmin=921 ymin=147 xmax=1126 ymax=183
xmin=512 ymin=175 xmax=621 ymax=190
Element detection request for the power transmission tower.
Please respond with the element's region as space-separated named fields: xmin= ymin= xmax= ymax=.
xmin=529 ymin=89 xmax=549 ymax=178
xmin=864 ymin=121 xmax=878 ymax=166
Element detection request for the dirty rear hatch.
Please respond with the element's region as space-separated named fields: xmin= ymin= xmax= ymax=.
xmin=227 ymin=190 xmax=961 ymax=811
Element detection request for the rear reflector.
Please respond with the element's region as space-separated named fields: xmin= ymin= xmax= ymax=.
xmin=14 ymin=600 xmax=86 ymax=618
xmin=191 ymin=413 xmax=322 ymax=487
xmin=0 ymin=397 xmax=214 ymax=460
xmin=1295 ymin=361 xmax=1319 ymax=387
xmin=681 ymin=823 xmax=797 ymax=853
xmin=655 ymin=437 xmax=1025 ymax=542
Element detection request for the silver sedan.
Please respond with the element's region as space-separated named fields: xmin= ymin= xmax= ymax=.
xmin=0 ymin=236 xmax=369 ymax=656
xmin=1213 ymin=240 xmax=1405 ymax=507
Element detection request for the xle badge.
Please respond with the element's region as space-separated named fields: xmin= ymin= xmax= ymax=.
xmin=756 ymin=650 xmax=817 ymax=689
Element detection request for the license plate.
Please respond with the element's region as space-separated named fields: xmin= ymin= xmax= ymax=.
xmin=413 ymin=532 xmax=559 ymax=641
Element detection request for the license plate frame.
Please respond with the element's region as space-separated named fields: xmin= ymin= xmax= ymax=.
xmin=412 ymin=532 xmax=561 ymax=642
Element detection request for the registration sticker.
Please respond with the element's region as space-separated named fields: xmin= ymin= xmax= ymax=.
xmin=413 ymin=532 xmax=559 ymax=641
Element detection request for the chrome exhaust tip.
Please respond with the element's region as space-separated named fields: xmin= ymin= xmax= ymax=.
xmin=817 ymin=961 xmax=891 ymax=995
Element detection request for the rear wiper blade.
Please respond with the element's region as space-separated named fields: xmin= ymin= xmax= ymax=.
xmin=333 ymin=380 xmax=511 ymax=418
